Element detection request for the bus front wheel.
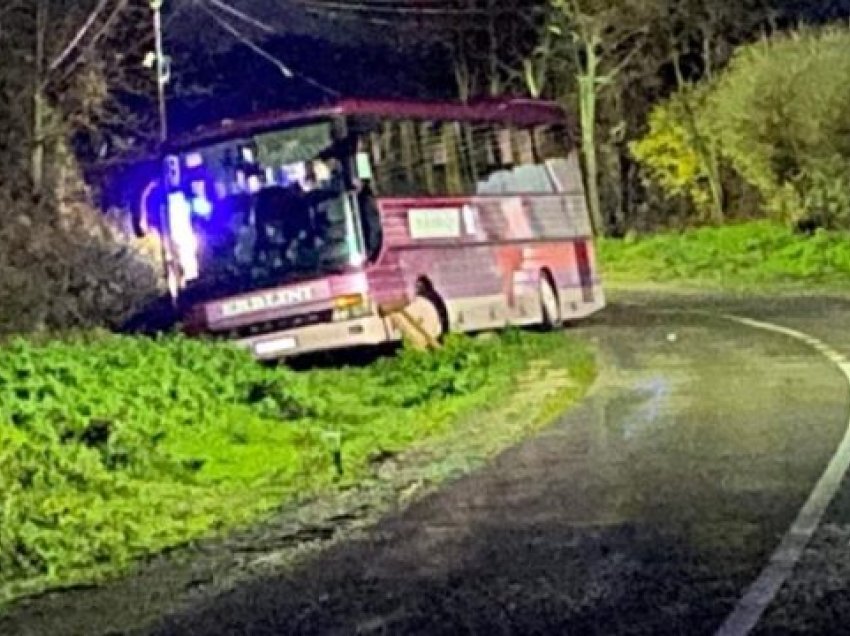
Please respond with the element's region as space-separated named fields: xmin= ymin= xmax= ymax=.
xmin=406 ymin=295 xmax=445 ymax=343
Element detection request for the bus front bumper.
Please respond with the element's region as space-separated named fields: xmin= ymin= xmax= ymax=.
xmin=235 ymin=315 xmax=393 ymax=360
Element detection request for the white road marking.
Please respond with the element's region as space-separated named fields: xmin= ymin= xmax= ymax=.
xmin=714 ymin=314 xmax=850 ymax=636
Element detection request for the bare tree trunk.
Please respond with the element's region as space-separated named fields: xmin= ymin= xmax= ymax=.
xmin=702 ymin=30 xmax=713 ymax=80
xmin=672 ymin=51 xmax=724 ymax=223
xmin=487 ymin=0 xmax=500 ymax=96
xmin=617 ymin=142 xmax=632 ymax=235
xmin=31 ymin=0 xmax=47 ymax=196
xmin=452 ymin=48 xmax=472 ymax=102
xmin=450 ymin=23 xmax=474 ymax=103
xmin=578 ymin=39 xmax=605 ymax=235
xmin=522 ymin=22 xmax=551 ymax=99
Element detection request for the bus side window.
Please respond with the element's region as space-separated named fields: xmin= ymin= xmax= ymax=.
xmin=415 ymin=121 xmax=437 ymax=196
xmin=474 ymin=123 xmax=517 ymax=195
xmin=425 ymin=120 xmax=446 ymax=194
xmin=459 ymin=122 xmax=479 ymax=192
xmin=534 ymin=123 xmax=583 ymax=194
xmin=518 ymin=127 xmax=554 ymax=193
xmin=372 ymin=120 xmax=396 ymax=195
xmin=427 ymin=120 xmax=475 ymax=196
xmin=361 ymin=118 xmax=575 ymax=199
xmin=534 ymin=123 xmax=570 ymax=161
xmin=370 ymin=119 xmax=421 ymax=197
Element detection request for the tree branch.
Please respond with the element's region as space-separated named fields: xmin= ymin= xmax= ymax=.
xmin=607 ymin=32 xmax=647 ymax=76
xmin=205 ymin=0 xmax=274 ymax=34
xmin=57 ymin=0 xmax=132 ymax=85
xmin=49 ymin=0 xmax=112 ymax=72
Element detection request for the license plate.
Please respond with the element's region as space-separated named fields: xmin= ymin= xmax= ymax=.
xmin=254 ymin=336 xmax=298 ymax=357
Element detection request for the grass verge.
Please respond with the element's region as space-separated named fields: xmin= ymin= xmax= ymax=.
xmin=599 ymin=221 xmax=850 ymax=293
xmin=0 ymin=330 xmax=595 ymax=608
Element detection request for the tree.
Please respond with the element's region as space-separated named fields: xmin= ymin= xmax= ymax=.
xmin=0 ymin=1 xmax=162 ymax=334
xmin=446 ymin=0 xmax=547 ymax=99
xmin=223 ymin=0 xmax=546 ymax=102
xmin=630 ymin=85 xmax=722 ymax=220
xmin=527 ymin=0 xmax=656 ymax=235
xmin=649 ymin=0 xmax=781 ymax=223
xmin=634 ymin=26 xmax=850 ymax=230
xmin=0 ymin=0 xmax=155 ymax=199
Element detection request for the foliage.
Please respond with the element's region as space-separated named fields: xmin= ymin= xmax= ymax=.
xmin=599 ymin=221 xmax=850 ymax=288
xmin=540 ymin=0 xmax=662 ymax=234
xmin=0 ymin=0 xmax=155 ymax=193
xmin=630 ymin=86 xmax=718 ymax=217
xmin=0 ymin=2 xmax=161 ymax=336
xmin=634 ymin=27 xmax=850 ymax=229
xmin=0 ymin=188 xmax=161 ymax=335
xmin=0 ymin=330 xmax=594 ymax=604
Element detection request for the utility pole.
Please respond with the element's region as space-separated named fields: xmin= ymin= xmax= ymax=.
xmin=149 ymin=0 xmax=177 ymax=302
xmin=151 ymin=0 xmax=168 ymax=142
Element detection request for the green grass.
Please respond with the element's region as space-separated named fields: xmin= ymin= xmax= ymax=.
xmin=599 ymin=221 xmax=850 ymax=291
xmin=0 ymin=330 xmax=595 ymax=606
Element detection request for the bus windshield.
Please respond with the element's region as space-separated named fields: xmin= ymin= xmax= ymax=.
xmin=164 ymin=119 xmax=367 ymax=299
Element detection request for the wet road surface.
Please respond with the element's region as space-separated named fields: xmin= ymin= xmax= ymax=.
xmin=143 ymin=296 xmax=850 ymax=635
xmin=5 ymin=294 xmax=850 ymax=635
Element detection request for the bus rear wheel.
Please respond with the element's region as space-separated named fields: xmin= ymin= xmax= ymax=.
xmin=539 ymin=275 xmax=561 ymax=330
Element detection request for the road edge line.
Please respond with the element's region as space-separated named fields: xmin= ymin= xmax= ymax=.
xmin=715 ymin=314 xmax=850 ymax=636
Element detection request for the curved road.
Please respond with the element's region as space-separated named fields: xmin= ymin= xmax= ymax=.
xmin=5 ymin=294 xmax=850 ymax=635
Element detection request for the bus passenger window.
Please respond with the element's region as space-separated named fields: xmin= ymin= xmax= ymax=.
xmin=474 ymin=125 xmax=564 ymax=195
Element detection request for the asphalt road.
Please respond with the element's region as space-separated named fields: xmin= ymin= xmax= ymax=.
xmin=5 ymin=293 xmax=850 ymax=635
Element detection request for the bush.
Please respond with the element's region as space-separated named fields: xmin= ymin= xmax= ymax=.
xmin=599 ymin=220 xmax=850 ymax=287
xmin=630 ymin=86 xmax=719 ymax=218
xmin=0 ymin=330 xmax=593 ymax=603
xmin=633 ymin=26 xmax=850 ymax=229
xmin=0 ymin=188 xmax=161 ymax=335
xmin=0 ymin=334 xmax=327 ymax=599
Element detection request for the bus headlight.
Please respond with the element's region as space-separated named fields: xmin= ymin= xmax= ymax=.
xmin=331 ymin=294 xmax=371 ymax=322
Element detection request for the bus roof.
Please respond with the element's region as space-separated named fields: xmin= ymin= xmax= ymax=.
xmin=167 ymin=97 xmax=570 ymax=151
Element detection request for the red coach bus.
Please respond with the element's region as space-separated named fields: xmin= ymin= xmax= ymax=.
xmin=155 ymin=97 xmax=605 ymax=359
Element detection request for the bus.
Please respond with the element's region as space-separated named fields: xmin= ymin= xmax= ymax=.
xmin=152 ymin=97 xmax=605 ymax=359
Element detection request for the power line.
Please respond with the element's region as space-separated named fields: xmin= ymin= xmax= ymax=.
xmin=197 ymin=0 xmax=293 ymax=77
xmin=197 ymin=0 xmax=341 ymax=97
xmin=205 ymin=0 xmax=275 ymax=34
xmin=285 ymin=0 xmax=519 ymax=32
xmin=285 ymin=0 xmax=487 ymax=16
xmin=153 ymin=0 xmax=168 ymax=142
xmin=49 ymin=0 xmax=112 ymax=71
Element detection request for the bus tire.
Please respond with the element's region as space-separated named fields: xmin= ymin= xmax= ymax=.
xmin=415 ymin=278 xmax=449 ymax=334
xmin=539 ymin=274 xmax=561 ymax=330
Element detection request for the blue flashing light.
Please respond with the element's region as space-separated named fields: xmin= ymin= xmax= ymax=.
xmin=192 ymin=195 xmax=213 ymax=219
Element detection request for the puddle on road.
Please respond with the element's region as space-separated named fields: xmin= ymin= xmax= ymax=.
xmin=605 ymin=374 xmax=677 ymax=442
xmin=568 ymin=316 xmax=849 ymax=557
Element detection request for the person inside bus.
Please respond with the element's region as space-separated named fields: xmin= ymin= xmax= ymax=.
xmin=251 ymin=159 xmax=338 ymax=273
xmin=254 ymin=183 xmax=305 ymax=269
